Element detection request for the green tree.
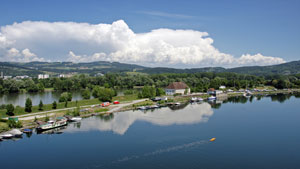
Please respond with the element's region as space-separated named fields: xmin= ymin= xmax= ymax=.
xmin=59 ymin=92 xmax=72 ymax=102
xmin=7 ymin=119 xmax=22 ymax=128
xmin=81 ymin=89 xmax=91 ymax=99
xmin=38 ymin=100 xmax=43 ymax=111
xmin=92 ymin=86 xmax=101 ymax=98
xmin=6 ymin=104 xmax=15 ymax=116
xmin=25 ymin=98 xmax=32 ymax=113
xmin=52 ymin=101 xmax=57 ymax=109
xmin=156 ymin=88 xmax=165 ymax=96
xmin=65 ymin=101 xmax=68 ymax=108
xmin=97 ymin=88 xmax=115 ymax=102
xmin=140 ymin=86 xmax=156 ymax=98
xmin=37 ymin=83 xmax=45 ymax=92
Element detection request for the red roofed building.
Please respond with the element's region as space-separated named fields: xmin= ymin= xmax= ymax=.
xmin=165 ymin=82 xmax=190 ymax=95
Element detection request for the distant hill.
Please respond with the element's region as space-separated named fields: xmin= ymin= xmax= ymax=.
xmin=0 ymin=61 xmax=145 ymax=77
xmin=138 ymin=60 xmax=300 ymax=75
xmin=0 ymin=60 xmax=299 ymax=77
xmin=228 ymin=61 xmax=300 ymax=75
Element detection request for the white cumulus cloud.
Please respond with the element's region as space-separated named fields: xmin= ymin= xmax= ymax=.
xmin=0 ymin=20 xmax=285 ymax=67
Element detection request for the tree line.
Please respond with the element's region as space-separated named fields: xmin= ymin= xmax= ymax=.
xmin=1 ymin=72 xmax=300 ymax=94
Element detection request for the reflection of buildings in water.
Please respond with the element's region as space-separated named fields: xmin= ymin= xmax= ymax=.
xmin=64 ymin=102 xmax=214 ymax=135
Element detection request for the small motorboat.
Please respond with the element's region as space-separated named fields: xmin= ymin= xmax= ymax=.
xmin=23 ymin=129 xmax=33 ymax=133
xmin=190 ymin=97 xmax=197 ymax=102
xmin=243 ymin=92 xmax=252 ymax=97
xmin=208 ymin=96 xmax=216 ymax=100
xmin=197 ymin=98 xmax=204 ymax=102
xmin=70 ymin=117 xmax=82 ymax=122
xmin=1 ymin=133 xmax=13 ymax=139
xmin=9 ymin=129 xmax=23 ymax=137
xmin=138 ymin=106 xmax=147 ymax=110
xmin=152 ymin=105 xmax=160 ymax=109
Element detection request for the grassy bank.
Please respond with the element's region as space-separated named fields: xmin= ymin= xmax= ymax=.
xmin=0 ymin=94 xmax=138 ymax=118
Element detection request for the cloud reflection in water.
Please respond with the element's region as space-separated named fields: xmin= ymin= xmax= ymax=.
xmin=64 ymin=102 xmax=214 ymax=135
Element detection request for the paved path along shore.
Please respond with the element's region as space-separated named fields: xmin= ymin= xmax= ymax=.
xmin=4 ymin=99 xmax=147 ymax=121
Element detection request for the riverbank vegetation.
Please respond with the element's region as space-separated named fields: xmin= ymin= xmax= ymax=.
xmin=1 ymin=72 xmax=300 ymax=95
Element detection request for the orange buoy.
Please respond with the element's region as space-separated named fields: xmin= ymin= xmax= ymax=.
xmin=210 ymin=138 xmax=216 ymax=142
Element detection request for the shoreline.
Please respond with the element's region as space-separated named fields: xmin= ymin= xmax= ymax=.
xmin=1 ymin=89 xmax=299 ymax=134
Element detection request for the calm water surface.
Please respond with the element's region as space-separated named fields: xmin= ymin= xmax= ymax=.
xmin=0 ymin=91 xmax=84 ymax=106
xmin=0 ymin=90 xmax=124 ymax=106
xmin=0 ymin=94 xmax=299 ymax=169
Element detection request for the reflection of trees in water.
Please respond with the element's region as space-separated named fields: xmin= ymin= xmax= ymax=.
xmin=294 ymin=92 xmax=300 ymax=98
xmin=222 ymin=93 xmax=298 ymax=104
xmin=269 ymin=94 xmax=292 ymax=103
xmin=97 ymin=113 xmax=114 ymax=122
xmin=25 ymin=132 xmax=33 ymax=138
xmin=167 ymin=102 xmax=189 ymax=110
xmin=209 ymin=101 xmax=222 ymax=109
xmin=225 ymin=96 xmax=249 ymax=104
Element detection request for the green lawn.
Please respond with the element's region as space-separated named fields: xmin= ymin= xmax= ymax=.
xmin=112 ymin=94 xmax=138 ymax=102
xmin=0 ymin=122 xmax=9 ymax=133
xmin=0 ymin=94 xmax=138 ymax=118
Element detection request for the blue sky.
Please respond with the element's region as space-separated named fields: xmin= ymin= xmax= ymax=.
xmin=0 ymin=0 xmax=299 ymax=67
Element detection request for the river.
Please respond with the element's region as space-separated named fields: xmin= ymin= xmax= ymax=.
xmin=0 ymin=91 xmax=85 ymax=107
xmin=0 ymin=94 xmax=299 ymax=169
xmin=0 ymin=90 xmax=125 ymax=107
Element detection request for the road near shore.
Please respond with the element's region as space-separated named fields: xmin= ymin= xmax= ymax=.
xmin=4 ymin=99 xmax=148 ymax=121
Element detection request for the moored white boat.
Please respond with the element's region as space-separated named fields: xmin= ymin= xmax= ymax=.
xmin=197 ymin=97 xmax=204 ymax=101
xmin=191 ymin=97 xmax=197 ymax=102
xmin=36 ymin=117 xmax=67 ymax=132
xmin=208 ymin=96 xmax=216 ymax=100
xmin=1 ymin=133 xmax=13 ymax=139
xmin=70 ymin=117 xmax=82 ymax=122
xmin=138 ymin=106 xmax=146 ymax=110
xmin=9 ymin=129 xmax=23 ymax=137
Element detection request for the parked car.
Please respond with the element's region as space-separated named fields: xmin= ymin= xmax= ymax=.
xmin=151 ymin=97 xmax=161 ymax=102
xmin=101 ymin=102 xmax=110 ymax=107
xmin=113 ymin=100 xmax=120 ymax=104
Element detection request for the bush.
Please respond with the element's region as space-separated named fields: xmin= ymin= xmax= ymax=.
xmin=52 ymin=101 xmax=57 ymax=109
xmin=38 ymin=100 xmax=43 ymax=111
xmin=6 ymin=104 xmax=14 ymax=116
xmin=44 ymin=115 xmax=49 ymax=122
xmin=7 ymin=119 xmax=22 ymax=128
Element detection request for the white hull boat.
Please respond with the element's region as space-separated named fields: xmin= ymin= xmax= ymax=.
xmin=208 ymin=96 xmax=216 ymax=100
xmin=1 ymin=133 xmax=13 ymax=139
xmin=70 ymin=117 xmax=82 ymax=122
xmin=37 ymin=117 xmax=67 ymax=132
xmin=9 ymin=129 xmax=23 ymax=137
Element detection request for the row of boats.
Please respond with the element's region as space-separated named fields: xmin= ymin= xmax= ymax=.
xmin=0 ymin=116 xmax=82 ymax=141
